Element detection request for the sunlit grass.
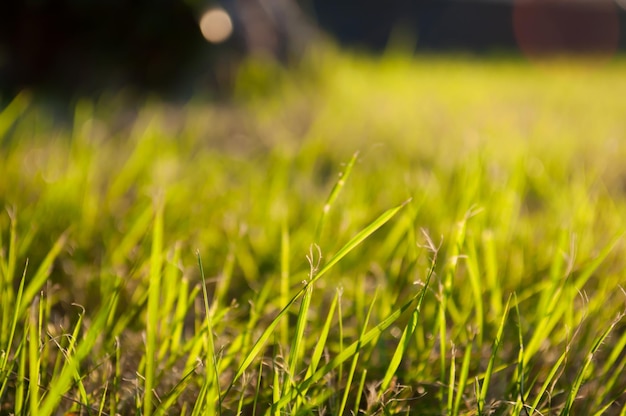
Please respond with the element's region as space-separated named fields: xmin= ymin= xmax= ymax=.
xmin=1 ymin=50 xmax=626 ymax=415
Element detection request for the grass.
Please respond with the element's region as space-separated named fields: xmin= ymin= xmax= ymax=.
xmin=1 ymin=48 xmax=626 ymax=415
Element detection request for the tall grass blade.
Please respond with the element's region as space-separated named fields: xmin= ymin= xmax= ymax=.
xmin=438 ymin=216 xmax=467 ymax=403
xmin=280 ymin=216 xmax=290 ymax=348
xmin=226 ymin=201 xmax=408 ymax=391
xmin=379 ymin=243 xmax=436 ymax=394
xmin=447 ymin=343 xmax=456 ymax=414
xmin=305 ymin=290 xmax=338 ymax=378
xmin=338 ymin=290 xmax=377 ymax=415
xmin=38 ymin=292 xmax=118 ymax=416
xmin=512 ymin=293 xmax=527 ymax=415
xmin=0 ymin=260 xmax=28 ymax=401
xmin=477 ymin=294 xmax=511 ymax=414
xmin=315 ymin=151 xmax=359 ymax=243
xmin=15 ymin=328 xmax=27 ymax=415
xmin=562 ymin=312 xmax=624 ymax=415
xmin=27 ymin=296 xmax=41 ymax=416
xmin=354 ymin=369 xmax=367 ymax=416
xmin=452 ymin=340 xmax=473 ymax=416
xmin=296 ymin=289 xmax=339 ymax=410
xmin=19 ymin=232 xmax=68 ymax=316
xmin=144 ymin=196 xmax=164 ymax=416
xmin=573 ymin=233 xmax=623 ymax=288
xmin=197 ymin=252 xmax=219 ymax=416
xmin=282 ymin=280 xmax=312 ymax=409
xmin=0 ymin=208 xmax=18 ymax=348
xmin=274 ymin=289 xmax=420 ymax=409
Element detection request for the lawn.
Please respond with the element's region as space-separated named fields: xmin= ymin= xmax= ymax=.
xmin=1 ymin=49 xmax=626 ymax=415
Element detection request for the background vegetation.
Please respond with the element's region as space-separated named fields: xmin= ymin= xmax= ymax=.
xmin=1 ymin=50 xmax=626 ymax=415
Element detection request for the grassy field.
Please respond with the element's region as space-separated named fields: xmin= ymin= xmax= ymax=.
xmin=1 ymin=50 xmax=626 ymax=415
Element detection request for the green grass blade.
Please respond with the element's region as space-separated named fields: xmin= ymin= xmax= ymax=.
xmin=379 ymin=241 xmax=436 ymax=394
xmin=512 ymin=293 xmax=527 ymax=415
xmin=282 ymin=279 xmax=312 ymax=408
xmin=15 ymin=329 xmax=27 ymax=415
xmin=465 ymin=236 xmax=484 ymax=347
xmin=562 ymin=312 xmax=624 ymax=415
xmin=296 ymin=288 xmax=339 ymax=410
xmin=226 ymin=201 xmax=408 ymax=391
xmin=482 ymin=231 xmax=502 ymax=319
xmin=0 ymin=208 xmax=18 ymax=349
xmin=312 ymin=200 xmax=410 ymax=286
xmin=573 ymin=233 xmax=623 ymax=288
xmin=274 ymin=289 xmax=420 ymax=409
xmin=447 ymin=343 xmax=456 ymax=414
xmin=197 ymin=251 xmax=220 ymax=416
xmin=478 ymin=293 xmax=511 ymax=414
xmin=315 ymin=151 xmax=359 ymax=243
xmin=287 ymin=246 xmax=317 ymax=385
xmin=439 ymin=213 xmax=469 ymax=402
xmin=591 ymin=400 xmax=619 ymax=416
xmin=338 ymin=289 xmax=377 ymax=415
xmin=144 ymin=196 xmax=165 ymax=416
xmin=28 ymin=296 xmax=41 ymax=416
xmin=305 ymin=289 xmax=338 ymax=378
xmin=280 ymin=216 xmax=290 ymax=348
xmin=272 ymin=346 xmax=281 ymax=416
xmin=353 ymin=369 xmax=367 ymax=416
xmin=452 ymin=340 xmax=473 ymax=416
xmin=252 ymin=359 xmax=263 ymax=416
xmin=0 ymin=259 xmax=28 ymax=401
xmin=19 ymin=232 xmax=68 ymax=316
xmin=37 ymin=292 xmax=118 ymax=416
xmin=111 ymin=204 xmax=153 ymax=266
xmin=527 ymin=344 xmax=568 ymax=411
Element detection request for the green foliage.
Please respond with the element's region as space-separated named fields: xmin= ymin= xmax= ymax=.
xmin=1 ymin=51 xmax=626 ymax=415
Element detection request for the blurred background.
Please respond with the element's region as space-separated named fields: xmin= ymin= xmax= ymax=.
xmin=1 ymin=0 xmax=625 ymax=106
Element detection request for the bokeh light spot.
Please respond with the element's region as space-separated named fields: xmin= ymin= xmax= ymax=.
xmin=199 ymin=8 xmax=233 ymax=44
xmin=513 ymin=0 xmax=619 ymax=62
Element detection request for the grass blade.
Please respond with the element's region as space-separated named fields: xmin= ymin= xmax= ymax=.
xmin=562 ymin=312 xmax=624 ymax=415
xmin=338 ymin=289 xmax=377 ymax=415
xmin=197 ymin=252 xmax=220 ymax=416
xmin=19 ymin=232 xmax=68 ymax=316
xmin=452 ymin=340 xmax=473 ymax=416
xmin=27 ymin=296 xmax=41 ymax=416
xmin=38 ymin=292 xmax=118 ymax=416
xmin=144 ymin=196 xmax=164 ymax=416
xmin=315 ymin=151 xmax=359 ymax=243
xmin=379 ymin=240 xmax=436 ymax=394
xmin=274 ymin=288 xmax=421 ymax=409
xmin=280 ymin=216 xmax=290 ymax=348
xmin=477 ymin=293 xmax=511 ymax=414
xmin=353 ymin=369 xmax=367 ymax=416
xmin=226 ymin=200 xmax=408 ymax=391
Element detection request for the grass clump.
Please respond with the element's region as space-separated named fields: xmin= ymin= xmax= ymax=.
xmin=1 ymin=52 xmax=626 ymax=415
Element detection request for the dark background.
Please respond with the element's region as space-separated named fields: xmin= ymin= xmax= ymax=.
xmin=1 ymin=0 xmax=625 ymax=103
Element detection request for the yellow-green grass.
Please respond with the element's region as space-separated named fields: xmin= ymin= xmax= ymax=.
xmin=1 ymin=49 xmax=626 ymax=415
